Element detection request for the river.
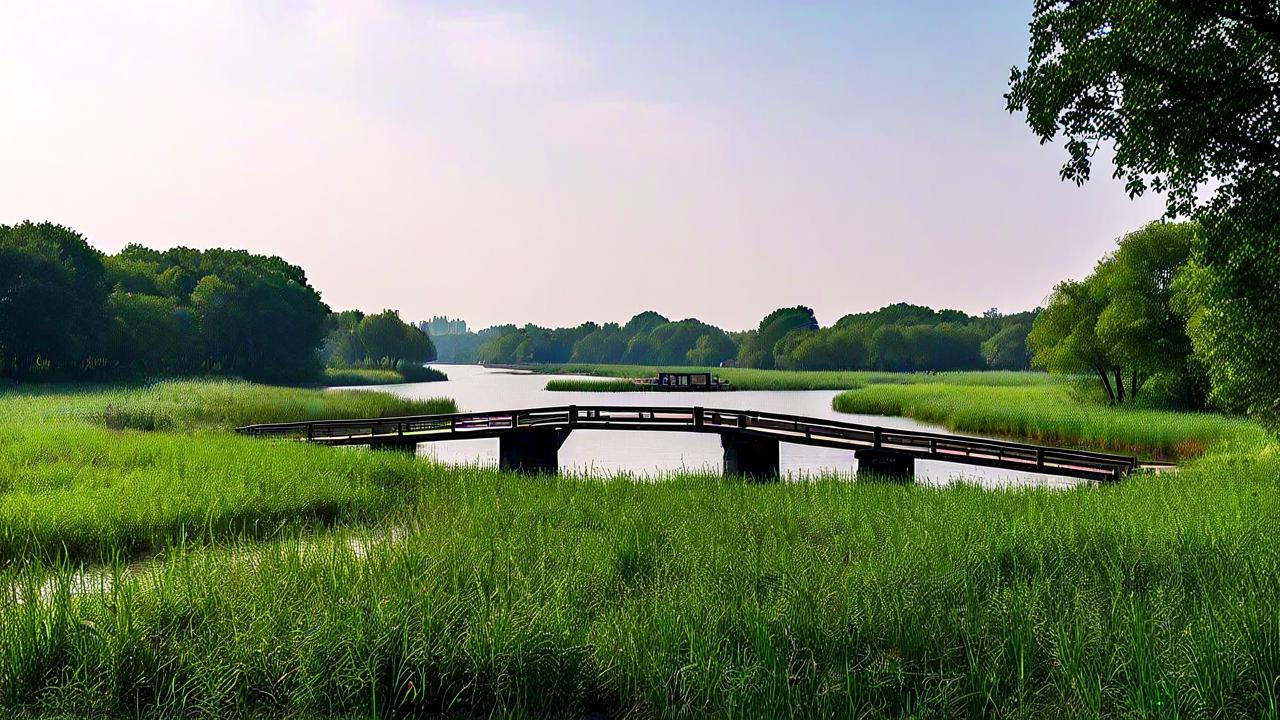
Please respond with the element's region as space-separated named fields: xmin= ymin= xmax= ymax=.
xmin=360 ymin=364 xmax=1080 ymax=488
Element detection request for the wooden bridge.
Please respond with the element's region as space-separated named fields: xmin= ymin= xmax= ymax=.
xmin=236 ymin=405 xmax=1138 ymax=482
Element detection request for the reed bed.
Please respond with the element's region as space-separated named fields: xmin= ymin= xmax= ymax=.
xmin=0 ymin=379 xmax=1276 ymax=717
xmin=3 ymin=447 xmax=1279 ymax=718
xmin=538 ymin=363 xmax=1047 ymax=391
xmin=9 ymin=378 xmax=455 ymax=432
xmin=834 ymin=382 xmax=1262 ymax=460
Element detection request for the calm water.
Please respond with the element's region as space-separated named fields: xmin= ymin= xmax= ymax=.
xmin=360 ymin=364 xmax=1080 ymax=488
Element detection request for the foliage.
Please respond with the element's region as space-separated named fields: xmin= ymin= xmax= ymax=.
xmin=982 ymin=324 xmax=1031 ymax=370
xmin=736 ymin=306 xmax=818 ymax=369
xmin=1030 ymin=223 xmax=1200 ymax=406
xmin=1008 ymin=0 xmax=1280 ymax=427
xmin=465 ymin=305 xmax=1037 ymax=373
xmin=322 ymin=309 xmax=435 ymax=371
xmin=0 ymin=222 xmax=108 ymax=377
xmin=833 ymin=379 xmax=1260 ymax=461
xmin=475 ymin=313 xmax=738 ymax=368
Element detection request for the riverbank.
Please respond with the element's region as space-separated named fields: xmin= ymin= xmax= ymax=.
xmin=833 ymin=381 xmax=1261 ymax=461
xmin=323 ymin=365 xmax=448 ymax=386
xmin=531 ymin=363 xmax=1043 ymax=391
xmin=2 ymin=379 xmax=1276 ymax=717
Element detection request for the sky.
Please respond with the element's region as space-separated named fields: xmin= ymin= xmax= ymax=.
xmin=0 ymin=1 xmax=1167 ymax=331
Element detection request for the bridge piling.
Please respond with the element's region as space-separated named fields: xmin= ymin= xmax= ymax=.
xmin=722 ymin=432 xmax=780 ymax=481
xmin=855 ymin=449 xmax=915 ymax=481
xmin=499 ymin=428 xmax=571 ymax=474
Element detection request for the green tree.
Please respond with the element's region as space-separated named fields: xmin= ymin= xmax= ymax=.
xmin=1029 ymin=271 xmax=1129 ymax=403
xmin=104 ymin=292 xmax=182 ymax=375
xmin=982 ymin=324 xmax=1031 ymax=370
xmin=1008 ymin=0 xmax=1280 ymax=425
xmin=739 ymin=307 xmax=818 ymax=369
xmin=1096 ymin=222 xmax=1200 ymax=404
xmin=0 ymin=222 xmax=107 ymax=377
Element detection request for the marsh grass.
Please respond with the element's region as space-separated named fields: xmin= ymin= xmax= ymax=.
xmin=324 ymin=365 xmax=449 ymax=386
xmin=8 ymin=379 xmax=456 ymax=432
xmin=4 ymin=447 xmax=1280 ymax=718
xmin=537 ymin=363 xmax=1046 ymax=391
xmin=833 ymin=381 xmax=1262 ymax=460
xmin=1 ymin=379 xmax=1277 ymax=717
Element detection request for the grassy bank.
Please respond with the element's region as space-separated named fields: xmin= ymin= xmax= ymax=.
xmin=833 ymin=381 xmax=1261 ymax=460
xmin=2 ymin=379 xmax=1278 ymax=717
xmin=323 ymin=365 xmax=448 ymax=386
xmin=0 ymin=381 xmax=455 ymax=563
xmin=535 ymin=363 xmax=1044 ymax=391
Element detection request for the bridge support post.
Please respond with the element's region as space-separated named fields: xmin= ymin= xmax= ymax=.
xmin=855 ymin=449 xmax=915 ymax=481
xmin=722 ymin=433 xmax=780 ymax=482
xmin=499 ymin=429 xmax=570 ymax=475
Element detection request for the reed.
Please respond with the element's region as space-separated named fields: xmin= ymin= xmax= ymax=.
xmin=538 ymin=363 xmax=1047 ymax=391
xmin=834 ymin=381 xmax=1262 ymax=460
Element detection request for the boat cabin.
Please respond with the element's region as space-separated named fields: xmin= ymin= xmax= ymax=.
xmin=657 ymin=372 xmax=724 ymax=389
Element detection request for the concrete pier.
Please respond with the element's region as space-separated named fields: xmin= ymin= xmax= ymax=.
xmin=499 ymin=428 xmax=571 ymax=474
xmin=721 ymin=433 xmax=780 ymax=481
xmin=855 ymin=448 xmax=915 ymax=481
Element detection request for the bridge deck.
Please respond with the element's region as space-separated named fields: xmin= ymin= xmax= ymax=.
xmin=236 ymin=405 xmax=1138 ymax=482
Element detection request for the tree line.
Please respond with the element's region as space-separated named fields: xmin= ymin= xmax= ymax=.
xmin=428 ymin=304 xmax=1037 ymax=372
xmin=0 ymin=221 xmax=434 ymax=383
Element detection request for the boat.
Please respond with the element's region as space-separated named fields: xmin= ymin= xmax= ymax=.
xmin=632 ymin=371 xmax=730 ymax=391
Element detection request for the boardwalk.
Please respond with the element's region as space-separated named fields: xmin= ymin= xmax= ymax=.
xmin=237 ymin=405 xmax=1138 ymax=482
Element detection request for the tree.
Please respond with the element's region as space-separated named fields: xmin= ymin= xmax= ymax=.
xmin=357 ymin=310 xmax=436 ymax=367
xmin=0 ymin=222 xmax=107 ymax=377
xmin=982 ymin=324 xmax=1031 ymax=370
xmin=190 ymin=258 xmax=329 ymax=382
xmin=738 ymin=306 xmax=818 ymax=369
xmin=868 ymin=326 xmax=912 ymax=372
xmin=1028 ymin=274 xmax=1126 ymax=402
xmin=1095 ymin=222 xmax=1199 ymax=403
xmin=1008 ymin=0 xmax=1280 ymax=425
xmin=104 ymin=292 xmax=183 ymax=375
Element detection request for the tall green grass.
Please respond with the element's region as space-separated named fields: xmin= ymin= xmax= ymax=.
xmin=538 ymin=363 xmax=1046 ymax=391
xmin=324 ymin=365 xmax=448 ymax=386
xmin=1 ymin=379 xmax=1277 ymax=716
xmin=7 ymin=379 xmax=455 ymax=432
xmin=0 ymin=381 xmax=457 ymax=564
xmin=834 ymin=381 xmax=1262 ymax=460
xmin=4 ymin=444 xmax=1279 ymax=717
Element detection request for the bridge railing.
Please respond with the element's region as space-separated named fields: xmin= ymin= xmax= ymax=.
xmin=236 ymin=404 xmax=1138 ymax=480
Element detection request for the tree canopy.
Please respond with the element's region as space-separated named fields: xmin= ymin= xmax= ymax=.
xmin=1009 ymin=0 xmax=1280 ymax=425
xmin=1029 ymin=222 xmax=1201 ymax=406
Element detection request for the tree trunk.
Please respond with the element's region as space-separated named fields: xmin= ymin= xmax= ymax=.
xmin=1096 ymin=366 xmax=1116 ymax=404
xmin=1130 ymin=370 xmax=1141 ymax=401
xmin=1113 ymin=369 xmax=1126 ymax=403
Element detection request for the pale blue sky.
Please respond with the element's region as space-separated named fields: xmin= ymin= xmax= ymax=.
xmin=0 ymin=1 xmax=1164 ymax=329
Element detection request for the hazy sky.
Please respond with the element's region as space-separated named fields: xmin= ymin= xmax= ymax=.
xmin=0 ymin=1 xmax=1165 ymax=330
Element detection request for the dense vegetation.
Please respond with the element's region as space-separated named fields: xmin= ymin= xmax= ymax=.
xmin=1030 ymin=222 xmax=1204 ymax=408
xmin=541 ymin=364 xmax=1045 ymax=392
xmin=1 ymin=380 xmax=1276 ymax=717
xmin=0 ymin=222 xmax=439 ymax=386
xmin=834 ymin=378 xmax=1261 ymax=461
xmin=1008 ymin=0 xmax=1280 ymax=428
xmin=434 ymin=304 xmax=1037 ymax=373
xmin=0 ymin=223 xmax=330 ymax=382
